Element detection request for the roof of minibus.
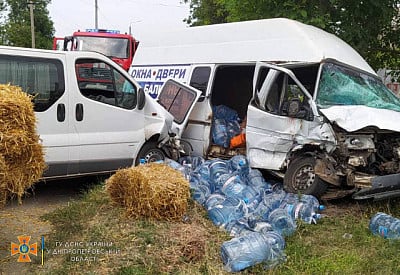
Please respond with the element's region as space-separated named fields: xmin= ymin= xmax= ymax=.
xmin=133 ymin=18 xmax=376 ymax=75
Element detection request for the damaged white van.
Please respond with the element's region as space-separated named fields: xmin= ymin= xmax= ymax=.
xmin=130 ymin=18 xmax=400 ymax=200
xmin=0 ymin=46 xmax=199 ymax=179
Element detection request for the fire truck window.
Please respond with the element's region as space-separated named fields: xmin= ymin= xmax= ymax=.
xmin=0 ymin=54 xmax=65 ymax=112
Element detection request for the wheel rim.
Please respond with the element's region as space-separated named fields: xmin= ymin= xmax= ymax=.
xmin=143 ymin=149 xmax=164 ymax=163
xmin=293 ymin=164 xmax=315 ymax=191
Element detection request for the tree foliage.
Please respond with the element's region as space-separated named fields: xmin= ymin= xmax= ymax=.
xmin=183 ymin=0 xmax=400 ymax=71
xmin=0 ymin=0 xmax=54 ymax=49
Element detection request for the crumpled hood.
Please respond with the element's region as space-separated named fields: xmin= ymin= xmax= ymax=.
xmin=320 ymin=105 xmax=400 ymax=132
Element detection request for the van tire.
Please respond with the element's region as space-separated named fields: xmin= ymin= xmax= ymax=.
xmin=135 ymin=142 xmax=165 ymax=165
xmin=283 ymin=156 xmax=328 ymax=198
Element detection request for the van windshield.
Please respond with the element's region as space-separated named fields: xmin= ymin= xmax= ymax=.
xmin=316 ymin=62 xmax=400 ymax=112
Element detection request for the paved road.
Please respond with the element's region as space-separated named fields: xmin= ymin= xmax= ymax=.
xmin=0 ymin=177 xmax=99 ymax=274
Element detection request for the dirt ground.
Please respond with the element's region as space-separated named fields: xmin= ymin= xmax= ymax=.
xmin=0 ymin=176 xmax=368 ymax=274
xmin=0 ymin=178 xmax=93 ymax=274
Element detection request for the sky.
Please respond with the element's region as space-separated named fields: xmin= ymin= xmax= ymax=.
xmin=48 ymin=0 xmax=191 ymax=39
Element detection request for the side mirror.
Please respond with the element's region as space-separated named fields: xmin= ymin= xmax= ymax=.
xmin=137 ymin=88 xmax=145 ymax=110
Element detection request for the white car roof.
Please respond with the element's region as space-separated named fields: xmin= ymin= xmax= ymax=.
xmin=133 ymin=18 xmax=375 ymax=75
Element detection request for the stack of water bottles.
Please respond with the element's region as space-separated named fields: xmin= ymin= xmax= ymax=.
xmin=211 ymin=105 xmax=242 ymax=148
xmin=164 ymin=155 xmax=325 ymax=272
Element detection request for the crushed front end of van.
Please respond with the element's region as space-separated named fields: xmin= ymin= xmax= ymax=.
xmin=247 ymin=60 xmax=400 ymax=200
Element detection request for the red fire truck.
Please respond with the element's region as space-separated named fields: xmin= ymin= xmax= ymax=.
xmin=52 ymin=29 xmax=139 ymax=71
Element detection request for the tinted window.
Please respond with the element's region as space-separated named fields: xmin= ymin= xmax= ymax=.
xmin=0 ymin=54 xmax=65 ymax=112
xmin=76 ymin=59 xmax=137 ymax=109
xmin=189 ymin=66 xmax=211 ymax=102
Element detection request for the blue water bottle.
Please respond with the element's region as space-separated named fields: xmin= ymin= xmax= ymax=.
xmin=221 ymin=230 xmax=285 ymax=272
xmin=370 ymin=212 xmax=400 ymax=239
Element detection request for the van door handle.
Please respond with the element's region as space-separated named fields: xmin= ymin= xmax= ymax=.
xmin=76 ymin=103 xmax=84 ymax=121
xmin=57 ymin=103 xmax=65 ymax=122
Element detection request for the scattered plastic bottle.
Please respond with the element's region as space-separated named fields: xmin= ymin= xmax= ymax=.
xmin=220 ymin=175 xmax=260 ymax=206
xmin=245 ymin=169 xmax=271 ymax=191
xmin=191 ymin=184 xmax=211 ymax=206
xmin=164 ymin=158 xmax=190 ymax=179
xmin=204 ymin=193 xmax=226 ymax=210
xmin=369 ymin=212 xmax=400 ymax=239
xmin=283 ymin=202 xmax=321 ymax=224
xmin=209 ymin=159 xmax=229 ymax=185
xmin=262 ymin=189 xmax=287 ymax=210
xmin=221 ymin=231 xmax=285 ymax=272
xmin=224 ymin=219 xmax=253 ymax=237
xmin=207 ymin=197 xmax=248 ymax=227
xmin=229 ymin=155 xmax=249 ymax=174
xmin=267 ymin=208 xmax=296 ymax=237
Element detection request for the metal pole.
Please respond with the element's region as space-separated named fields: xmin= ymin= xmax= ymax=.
xmin=95 ymin=0 xmax=98 ymax=29
xmin=28 ymin=1 xmax=35 ymax=48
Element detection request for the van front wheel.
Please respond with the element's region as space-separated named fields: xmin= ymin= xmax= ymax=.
xmin=283 ymin=156 xmax=328 ymax=198
xmin=135 ymin=142 xmax=165 ymax=165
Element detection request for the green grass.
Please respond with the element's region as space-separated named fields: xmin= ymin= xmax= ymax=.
xmin=37 ymin=183 xmax=400 ymax=274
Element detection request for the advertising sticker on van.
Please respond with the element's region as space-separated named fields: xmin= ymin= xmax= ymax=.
xmin=129 ymin=64 xmax=191 ymax=98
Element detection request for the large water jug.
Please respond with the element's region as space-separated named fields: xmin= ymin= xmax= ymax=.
xmin=191 ymin=184 xmax=211 ymax=206
xmin=262 ymin=189 xmax=287 ymax=209
xmin=229 ymin=155 xmax=249 ymax=174
xmin=267 ymin=208 xmax=297 ymax=237
xmin=207 ymin=197 xmax=248 ymax=227
xmin=224 ymin=219 xmax=253 ymax=237
xmin=245 ymin=169 xmax=272 ymax=192
xmin=369 ymin=212 xmax=400 ymax=239
xmin=221 ymin=231 xmax=285 ymax=272
xmin=220 ymin=175 xmax=259 ymax=205
xmin=204 ymin=193 xmax=226 ymax=211
xmin=164 ymin=158 xmax=189 ymax=179
xmin=209 ymin=159 xmax=229 ymax=186
xmin=283 ymin=202 xmax=321 ymax=224
xmin=212 ymin=118 xmax=229 ymax=148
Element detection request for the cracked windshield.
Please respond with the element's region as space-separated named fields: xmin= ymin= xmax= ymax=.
xmin=317 ymin=62 xmax=400 ymax=112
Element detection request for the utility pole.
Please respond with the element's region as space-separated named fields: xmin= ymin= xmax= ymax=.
xmin=28 ymin=1 xmax=35 ymax=48
xmin=95 ymin=0 xmax=98 ymax=29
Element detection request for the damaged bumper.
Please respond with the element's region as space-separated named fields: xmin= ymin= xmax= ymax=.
xmin=353 ymin=173 xmax=400 ymax=200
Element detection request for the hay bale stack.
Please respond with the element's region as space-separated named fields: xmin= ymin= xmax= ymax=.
xmin=0 ymin=84 xmax=46 ymax=206
xmin=106 ymin=163 xmax=190 ymax=221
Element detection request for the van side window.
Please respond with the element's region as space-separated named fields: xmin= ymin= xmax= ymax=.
xmin=280 ymin=75 xmax=312 ymax=120
xmin=0 ymin=54 xmax=65 ymax=112
xmin=189 ymin=66 xmax=211 ymax=102
xmin=76 ymin=59 xmax=137 ymax=109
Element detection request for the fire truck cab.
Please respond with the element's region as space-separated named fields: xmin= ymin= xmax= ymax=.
xmin=53 ymin=29 xmax=138 ymax=71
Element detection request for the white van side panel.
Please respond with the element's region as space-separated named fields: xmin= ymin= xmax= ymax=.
xmin=66 ymin=55 xmax=146 ymax=170
xmin=133 ymin=18 xmax=375 ymax=76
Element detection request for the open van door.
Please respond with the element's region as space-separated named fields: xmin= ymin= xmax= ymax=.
xmin=157 ymin=79 xmax=201 ymax=138
xmin=247 ymin=62 xmax=319 ymax=170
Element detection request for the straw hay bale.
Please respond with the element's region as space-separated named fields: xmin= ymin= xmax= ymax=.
xmin=106 ymin=163 xmax=190 ymax=221
xmin=0 ymin=84 xmax=46 ymax=206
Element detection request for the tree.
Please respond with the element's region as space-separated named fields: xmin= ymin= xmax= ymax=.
xmin=183 ymin=0 xmax=400 ymax=71
xmin=1 ymin=0 xmax=54 ymax=49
